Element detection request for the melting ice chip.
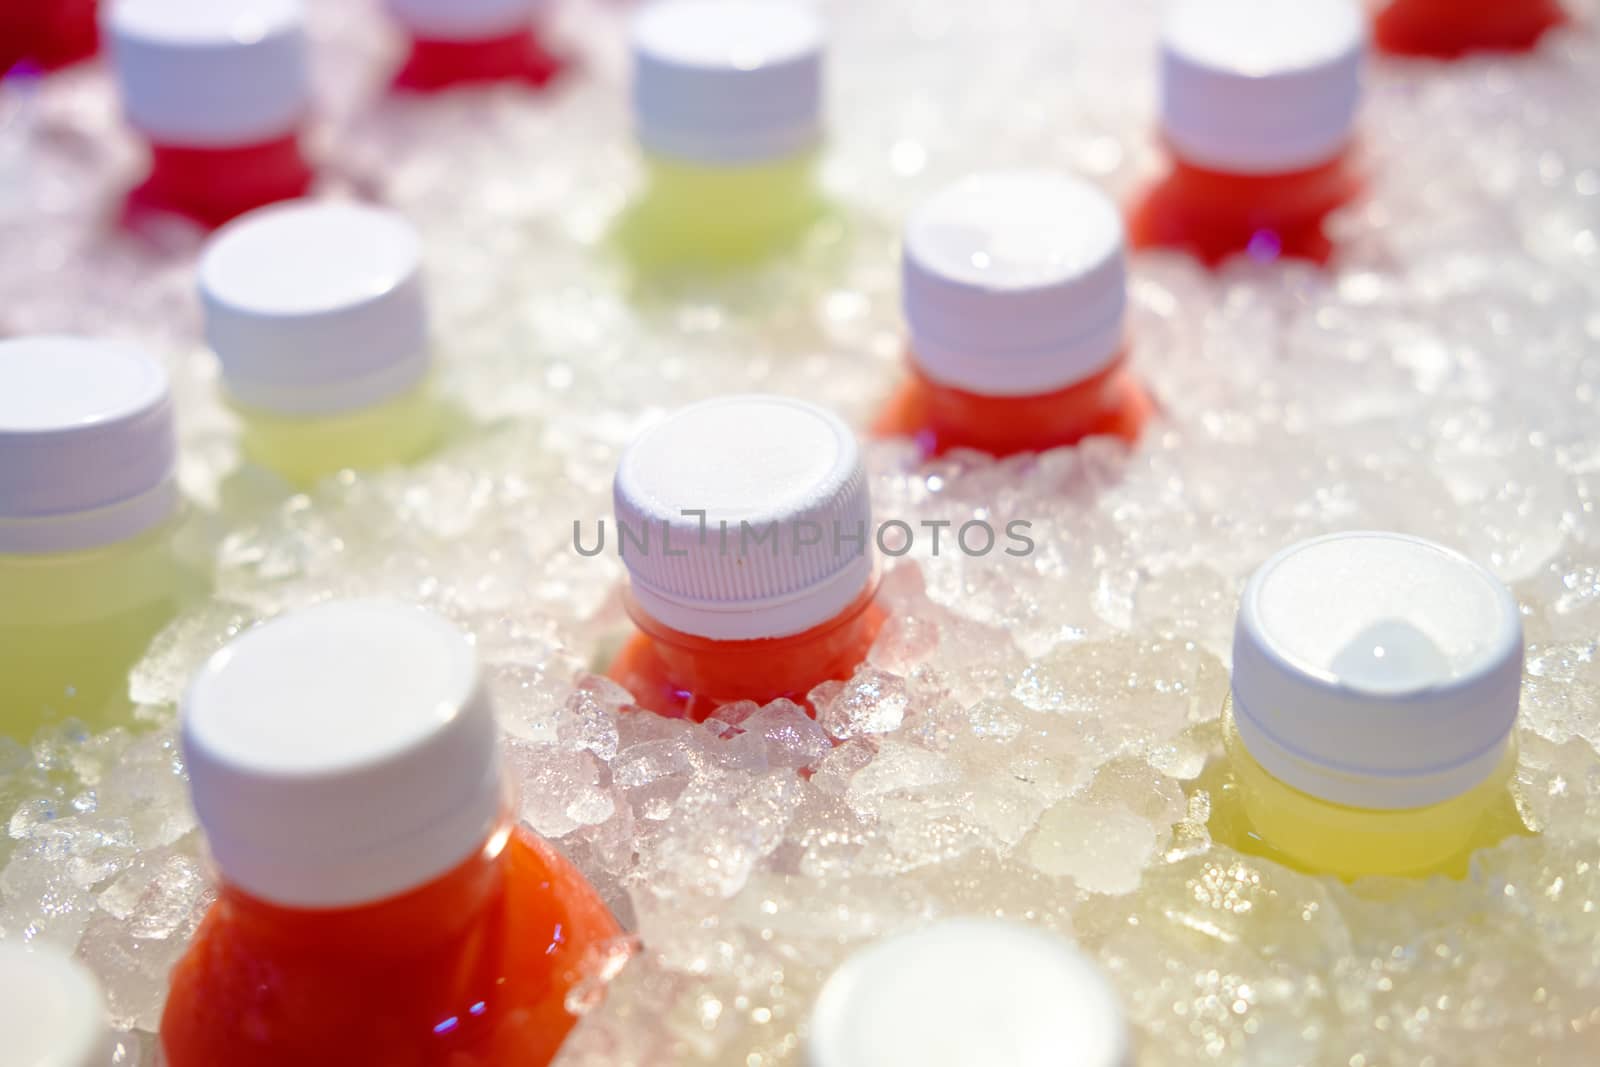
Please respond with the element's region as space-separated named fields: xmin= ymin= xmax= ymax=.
xmin=1330 ymin=619 xmax=1453 ymax=695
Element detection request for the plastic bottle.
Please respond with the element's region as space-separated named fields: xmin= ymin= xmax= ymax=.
xmin=161 ymin=599 xmax=622 ymax=1067
xmin=1129 ymin=0 xmax=1366 ymax=267
xmin=0 ymin=941 xmax=122 ymax=1067
xmin=198 ymin=200 xmax=444 ymax=488
xmin=1374 ymin=0 xmax=1566 ymax=59
xmin=615 ymin=0 xmax=826 ymax=272
xmin=0 ymin=336 xmax=186 ymax=739
xmin=104 ymin=0 xmax=313 ymax=229
xmin=385 ymin=0 xmax=564 ymax=90
xmin=807 ymin=919 xmax=1130 ymax=1067
xmin=875 ymin=171 xmax=1151 ymax=458
xmin=605 ymin=395 xmax=884 ymax=721
xmin=0 ymin=0 xmax=98 ymax=72
xmin=1216 ymin=531 xmax=1526 ymax=879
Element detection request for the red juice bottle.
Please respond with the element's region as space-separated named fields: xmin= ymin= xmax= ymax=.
xmin=1129 ymin=0 xmax=1367 ymax=268
xmin=875 ymin=171 xmax=1151 ymax=458
xmin=605 ymin=395 xmax=884 ymax=722
xmin=0 ymin=0 xmax=98 ymax=72
xmin=1374 ymin=0 xmax=1566 ymax=59
xmin=104 ymin=0 xmax=314 ymax=230
xmin=385 ymin=0 xmax=565 ymax=91
xmin=161 ymin=600 xmax=621 ymax=1067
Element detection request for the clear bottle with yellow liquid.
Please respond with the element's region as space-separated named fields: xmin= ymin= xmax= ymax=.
xmin=616 ymin=0 xmax=827 ymax=273
xmin=0 ymin=336 xmax=190 ymax=738
xmin=1210 ymin=530 xmax=1528 ymax=879
xmin=199 ymin=200 xmax=445 ymax=489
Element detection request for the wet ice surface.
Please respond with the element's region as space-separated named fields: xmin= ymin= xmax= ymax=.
xmin=3 ymin=0 xmax=1600 ymax=1062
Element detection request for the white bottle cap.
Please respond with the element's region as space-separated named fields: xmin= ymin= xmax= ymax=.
xmin=0 ymin=337 xmax=178 ymax=556
xmin=807 ymin=919 xmax=1130 ymax=1067
xmin=384 ymin=0 xmax=546 ymax=42
xmin=105 ymin=0 xmax=311 ymax=149
xmin=1232 ymin=531 xmax=1523 ymax=811
xmin=0 ymin=942 xmax=118 ymax=1067
xmin=632 ymin=0 xmax=824 ymax=166
xmin=182 ymin=600 xmax=504 ymax=909
xmin=199 ymin=200 xmax=431 ymax=417
xmin=1160 ymin=0 xmax=1365 ymax=175
xmin=613 ymin=395 xmax=873 ymax=642
xmin=903 ymin=171 xmax=1127 ymax=398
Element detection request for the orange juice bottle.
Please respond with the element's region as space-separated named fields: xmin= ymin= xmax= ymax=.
xmin=605 ymin=396 xmax=884 ymax=722
xmin=875 ymin=171 xmax=1151 ymax=458
xmin=384 ymin=0 xmax=564 ymax=90
xmin=1375 ymin=0 xmax=1566 ymax=58
xmin=105 ymin=0 xmax=314 ymax=229
xmin=807 ymin=920 xmax=1129 ymax=1067
xmin=161 ymin=600 xmax=621 ymax=1067
xmin=1129 ymin=0 xmax=1366 ymax=267
xmin=1218 ymin=531 xmax=1526 ymax=879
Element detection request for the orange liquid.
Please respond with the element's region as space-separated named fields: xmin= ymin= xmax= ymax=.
xmin=873 ymin=354 xmax=1150 ymax=458
xmin=1375 ymin=0 xmax=1566 ymax=58
xmin=161 ymin=825 xmax=619 ymax=1067
xmin=1128 ymin=149 xmax=1361 ymax=267
xmin=606 ymin=586 xmax=886 ymax=722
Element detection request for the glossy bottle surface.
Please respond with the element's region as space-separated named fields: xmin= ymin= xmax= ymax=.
xmin=234 ymin=379 xmax=444 ymax=488
xmin=616 ymin=150 xmax=824 ymax=273
xmin=1203 ymin=708 xmax=1529 ymax=880
xmin=608 ymin=586 xmax=885 ymax=722
xmin=1374 ymin=0 xmax=1566 ymax=58
xmin=874 ymin=355 xmax=1150 ymax=459
xmin=161 ymin=824 xmax=620 ymax=1067
xmin=1129 ymin=150 xmax=1362 ymax=267
xmin=0 ymin=524 xmax=185 ymax=737
xmin=394 ymin=27 xmax=564 ymax=90
xmin=128 ymin=136 xmax=314 ymax=231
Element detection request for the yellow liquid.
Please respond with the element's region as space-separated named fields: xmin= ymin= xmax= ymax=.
xmin=235 ymin=379 xmax=442 ymax=488
xmin=0 ymin=524 xmax=186 ymax=738
xmin=1205 ymin=704 xmax=1529 ymax=880
xmin=614 ymin=149 xmax=825 ymax=274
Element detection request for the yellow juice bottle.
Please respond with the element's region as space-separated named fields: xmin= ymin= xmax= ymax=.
xmin=1214 ymin=530 xmax=1527 ymax=880
xmin=0 ymin=337 xmax=187 ymax=738
xmin=199 ymin=200 xmax=444 ymax=489
xmin=806 ymin=919 xmax=1129 ymax=1067
xmin=616 ymin=0 xmax=826 ymax=273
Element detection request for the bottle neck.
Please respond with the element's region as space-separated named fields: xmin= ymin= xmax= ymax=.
xmin=215 ymin=819 xmax=514 ymax=959
xmin=624 ymin=580 xmax=884 ymax=709
xmin=395 ymin=26 xmax=562 ymax=89
xmin=1163 ymin=143 xmax=1360 ymax=225
xmin=903 ymin=349 xmax=1143 ymax=455
xmin=139 ymin=133 xmax=313 ymax=228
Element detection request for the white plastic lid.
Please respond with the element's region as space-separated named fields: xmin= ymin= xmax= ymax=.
xmin=1160 ymin=0 xmax=1365 ymax=174
xmin=105 ymin=0 xmax=310 ymax=149
xmin=0 ymin=942 xmax=117 ymax=1067
xmin=903 ymin=171 xmax=1127 ymax=398
xmin=632 ymin=0 xmax=824 ymax=165
xmin=199 ymin=200 xmax=431 ymax=417
xmin=807 ymin=919 xmax=1130 ymax=1067
xmin=1232 ymin=531 xmax=1523 ymax=810
xmin=384 ymin=0 xmax=546 ymax=41
xmin=0 ymin=337 xmax=178 ymax=555
xmin=182 ymin=600 xmax=504 ymax=909
xmin=613 ymin=395 xmax=874 ymax=641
